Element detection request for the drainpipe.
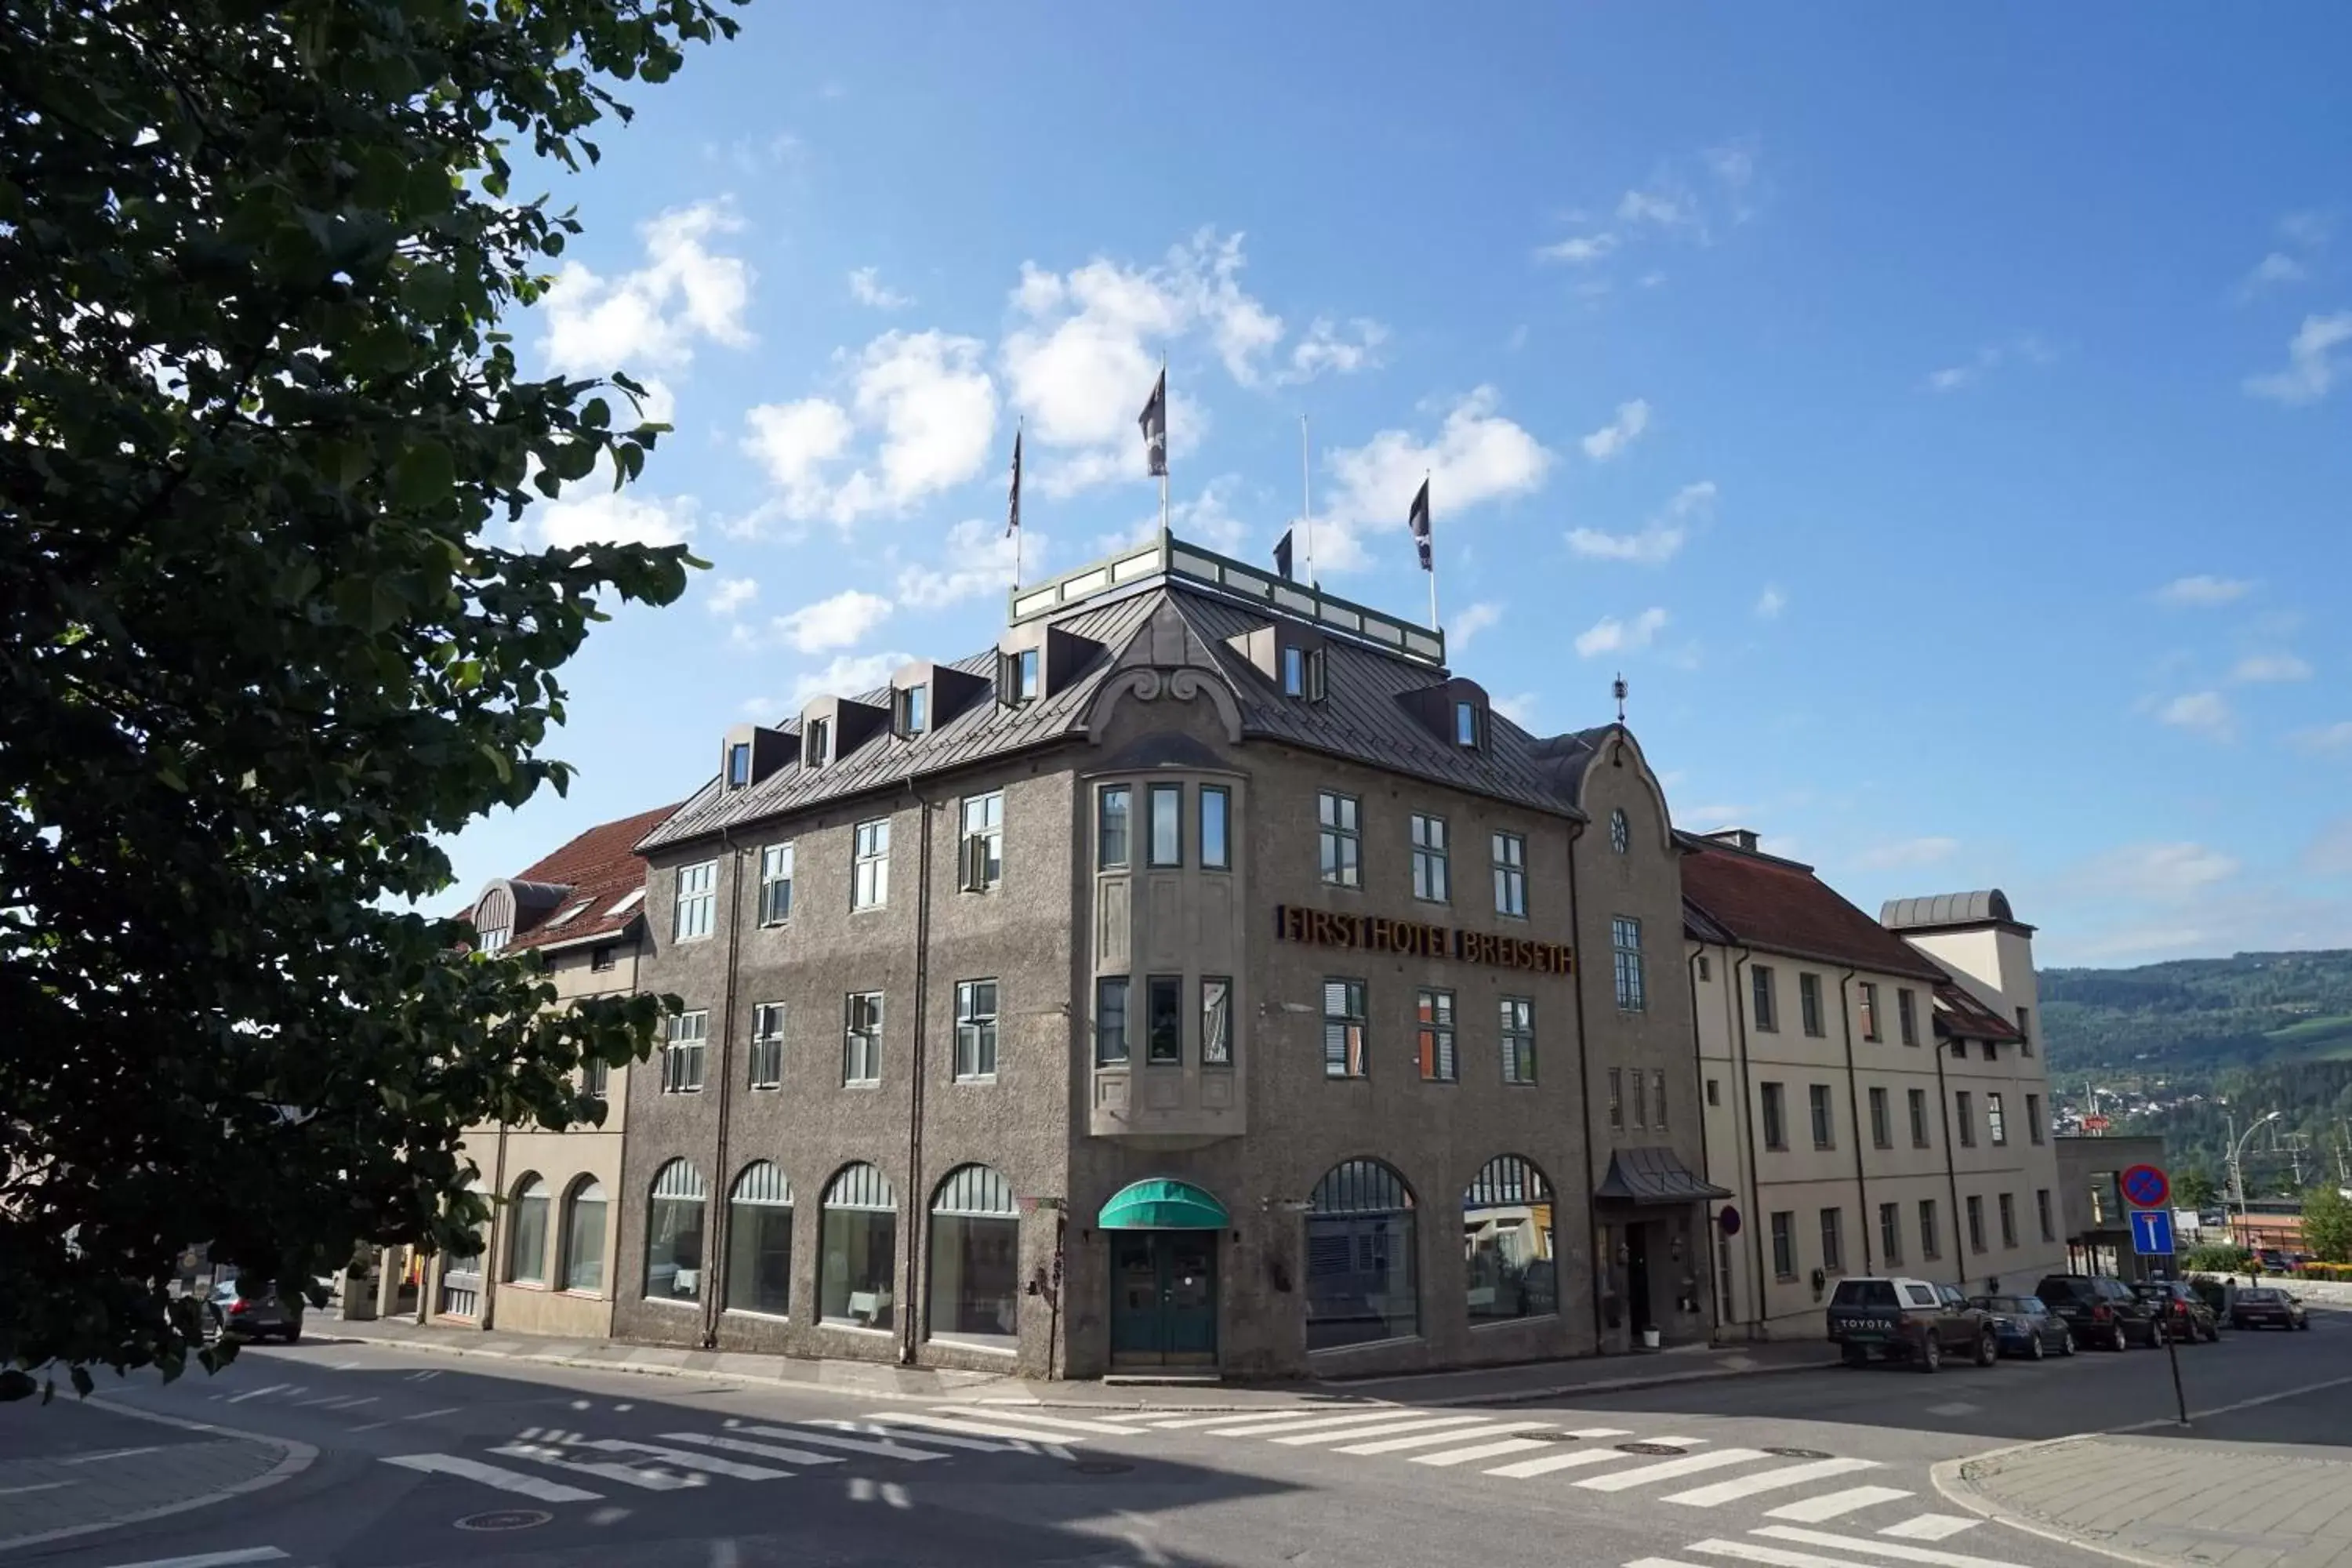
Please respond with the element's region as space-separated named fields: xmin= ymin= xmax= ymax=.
xmin=1729 ymin=947 xmax=1769 ymax=1338
xmin=1563 ymin=818 xmax=1602 ymax=1352
xmin=899 ymin=785 xmax=935 ymax=1367
xmin=1684 ymin=946 xmax=1719 ymax=1338
xmin=702 ymin=827 xmax=749 ymax=1349
xmin=1932 ymin=1023 xmax=1965 ymax=1289
xmin=483 ymin=1119 xmax=508 ymax=1332
xmin=1838 ymin=969 xmax=1873 ymax=1276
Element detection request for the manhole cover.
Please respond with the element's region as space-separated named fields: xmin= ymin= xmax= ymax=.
xmin=1765 ymin=1447 xmax=1832 ymax=1460
xmin=1074 ymin=1460 xmax=1134 ymax=1475
xmin=456 ymin=1508 xmax=552 ymax=1532
xmin=1616 ymin=1442 xmax=1687 ymax=1456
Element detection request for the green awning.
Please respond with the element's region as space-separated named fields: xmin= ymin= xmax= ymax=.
xmin=1098 ymin=1178 xmax=1229 ymax=1230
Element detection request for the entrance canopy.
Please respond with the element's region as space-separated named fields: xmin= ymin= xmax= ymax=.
xmin=1593 ymin=1146 xmax=1730 ymax=1205
xmin=1098 ymin=1178 xmax=1229 ymax=1230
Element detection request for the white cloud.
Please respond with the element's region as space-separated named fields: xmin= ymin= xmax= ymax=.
xmin=1922 ymin=333 xmax=2053 ymax=393
xmin=741 ymin=397 xmax=855 ymax=516
xmin=2157 ymin=690 xmax=2234 ymax=741
xmin=2237 ymin=252 xmax=2307 ymax=299
xmin=1617 ymin=187 xmax=1697 ymax=231
xmin=1537 ymin=234 xmax=1618 ymax=265
xmin=1858 ymin=836 xmax=1962 ymax=870
xmin=539 ymin=201 xmax=754 ymax=391
xmin=1492 ymin=692 xmax=1537 ymax=728
xmin=2153 ymin=574 xmax=2254 ymax=607
xmin=2231 ymin=652 xmax=2313 ymax=683
xmin=1580 ymin=398 xmax=1652 ymax=462
xmin=1567 ymin=480 xmax=1714 ymax=565
xmin=741 ymin=330 xmax=998 ymax=527
xmin=1574 ymin=607 xmax=1669 ymax=658
xmin=753 ymin=652 xmax=914 ymax=715
xmin=708 ymin=576 xmax=758 ymax=616
xmin=1282 ymin=317 xmax=1388 ymax=383
xmin=1755 ymin=584 xmax=1786 ymax=619
xmin=896 ymin=517 xmax=1033 ymax=609
xmin=848 ymin=266 xmax=913 ymax=310
xmin=2245 ymin=311 xmax=2352 ymax=405
xmin=1318 ymin=387 xmax=1554 ymax=570
xmin=769 ymin=589 xmax=893 ymax=654
xmin=1093 ymin=477 xmax=1254 ymax=561
xmin=525 ymin=487 xmax=695 ymax=550
xmin=1450 ymin=601 xmax=1502 ymax=652
xmin=2072 ymin=840 xmax=2242 ymax=902
xmin=2290 ymin=721 xmax=2352 ymax=754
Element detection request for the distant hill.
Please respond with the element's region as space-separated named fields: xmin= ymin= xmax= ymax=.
xmin=2041 ymin=949 xmax=2352 ymax=1075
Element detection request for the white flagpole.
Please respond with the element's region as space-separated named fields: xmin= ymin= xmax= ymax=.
xmin=1425 ymin=469 xmax=1439 ymax=630
xmin=1300 ymin=413 xmax=1316 ymax=586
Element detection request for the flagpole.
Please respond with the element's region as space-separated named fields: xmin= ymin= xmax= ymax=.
xmin=1425 ymin=468 xmax=1439 ymax=630
xmin=1159 ymin=355 xmax=1171 ymax=543
xmin=1011 ymin=419 xmax=1023 ymax=589
xmin=1300 ymin=413 xmax=1316 ymax=587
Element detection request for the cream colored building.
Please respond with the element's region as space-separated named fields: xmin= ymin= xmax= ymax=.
xmin=429 ymin=804 xmax=675 ymax=1338
xmin=1684 ymin=833 xmax=2065 ymax=1340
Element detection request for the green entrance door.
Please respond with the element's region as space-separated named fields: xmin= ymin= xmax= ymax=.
xmin=1100 ymin=1178 xmax=1228 ymax=1370
xmin=1109 ymin=1231 xmax=1218 ymax=1367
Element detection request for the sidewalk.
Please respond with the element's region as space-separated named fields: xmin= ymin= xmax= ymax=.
xmin=326 ymin=1315 xmax=1831 ymax=1411
xmin=1941 ymin=1435 xmax=2352 ymax=1568
xmin=0 ymin=1398 xmax=314 ymax=1555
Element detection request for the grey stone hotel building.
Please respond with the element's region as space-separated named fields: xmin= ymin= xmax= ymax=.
xmin=608 ymin=532 xmax=1719 ymax=1379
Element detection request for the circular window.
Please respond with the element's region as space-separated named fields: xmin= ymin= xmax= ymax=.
xmin=1610 ymin=808 xmax=1631 ymax=855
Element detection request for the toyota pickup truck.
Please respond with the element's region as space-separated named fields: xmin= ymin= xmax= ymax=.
xmin=1827 ymin=1276 xmax=1997 ymax=1372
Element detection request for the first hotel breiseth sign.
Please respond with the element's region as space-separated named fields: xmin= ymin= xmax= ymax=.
xmin=1272 ymin=905 xmax=1574 ymax=977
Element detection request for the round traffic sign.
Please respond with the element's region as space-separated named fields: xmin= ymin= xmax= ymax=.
xmin=1717 ymin=1205 xmax=1742 ymax=1236
xmin=2121 ymin=1163 xmax=2170 ymax=1209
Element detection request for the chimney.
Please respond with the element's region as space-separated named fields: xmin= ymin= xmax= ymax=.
xmin=1703 ymin=826 xmax=1761 ymax=853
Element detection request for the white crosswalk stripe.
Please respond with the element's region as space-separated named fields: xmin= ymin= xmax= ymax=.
xmin=1191 ymin=1408 xmax=1410 ymax=1437
xmin=1563 ymin=1427 xmax=1638 ymax=1439
xmin=662 ymin=1432 xmax=847 ymax=1468
xmin=1666 ymin=1458 xmax=1882 ymax=1508
xmin=807 ymin=1419 xmax=1033 ymax=1454
xmin=1271 ymin=1414 xmax=1495 ymax=1446
xmin=738 ymin=1423 xmax=952 ymax=1461
xmin=1690 ymin=1537 xmax=1882 ymax=1568
xmin=1765 ymin=1486 xmax=1915 ymax=1523
xmin=488 ymin=1441 xmax=701 ymax=1491
xmin=1753 ymin=1525 xmax=2029 ymax=1568
xmin=1337 ymin=1421 xmax=1552 ymax=1456
xmin=384 ymin=1451 xmax=603 ymax=1503
xmin=1410 ymin=1436 xmax=1555 ymax=1468
xmin=1878 ymin=1517 xmax=1979 ymax=1541
xmin=1579 ymin=1449 xmax=1771 ymax=1492
xmin=865 ymin=1411 xmax=1092 ymax=1445
xmin=580 ymin=1439 xmax=792 ymax=1480
xmin=1626 ymin=1559 xmax=1714 ymax=1568
xmin=931 ymin=1406 xmax=1147 ymax=1436
xmin=1483 ymin=1435 xmax=1702 ymax=1480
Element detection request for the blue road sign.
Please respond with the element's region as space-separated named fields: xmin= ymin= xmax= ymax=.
xmin=2131 ymin=1208 xmax=2176 ymax=1257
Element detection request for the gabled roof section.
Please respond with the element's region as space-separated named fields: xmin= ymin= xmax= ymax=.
xmin=1932 ymin=982 xmax=2024 ymax=1043
xmin=1679 ymin=837 xmax=1949 ymax=983
xmin=505 ymin=802 xmax=677 ymax=953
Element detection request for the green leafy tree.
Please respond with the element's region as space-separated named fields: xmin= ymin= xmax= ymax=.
xmin=2174 ymin=1169 xmax=2220 ymax=1210
xmin=2302 ymin=1185 xmax=2352 ymax=1265
xmin=1 ymin=0 xmax=740 ymax=1396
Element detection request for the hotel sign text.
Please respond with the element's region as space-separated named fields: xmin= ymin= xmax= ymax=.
xmin=1272 ymin=905 xmax=1573 ymax=976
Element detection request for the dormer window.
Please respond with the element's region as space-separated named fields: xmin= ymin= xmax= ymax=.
xmin=1454 ymin=699 xmax=1482 ymax=748
xmin=476 ymin=925 xmax=510 ymax=953
xmin=1282 ymin=645 xmax=1326 ymax=701
xmin=898 ymin=684 xmax=928 ymax=737
xmin=1005 ymin=647 xmax=1040 ymax=704
xmin=804 ymin=717 xmax=830 ymax=769
xmin=727 ymin=742 xmax=751 ymax=788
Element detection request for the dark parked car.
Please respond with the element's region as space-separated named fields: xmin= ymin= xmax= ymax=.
xmin=1969 ymin=1294 xmax=2074 ymax=1359
xmin=207 ymin=1278 xmax=304 ymax=1343
xmin=2035 ymin=1273 xmax=2167 ymax=1351
xmin=1828 ymin=1277 xmax=1998 ymax=1372
xmin=2133 ymin=1280 xmax=2220 ymax=1342
xmin=2259 ymin=1249 xmax=2294 ymax=1274
xmin=2230 ymin=1287 xmax=2310 ymax=1330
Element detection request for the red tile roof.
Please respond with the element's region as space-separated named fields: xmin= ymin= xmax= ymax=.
xmin=503 ymin=803 xmax=679 ymax=953
xmin=1932 ymin=982 xmax=2024 ymax=1043
xmin=1679 ymin=840 xmax=1948 ymax=983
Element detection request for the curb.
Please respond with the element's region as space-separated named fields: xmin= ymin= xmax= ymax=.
xmin=1929 ymin=1440 xmax=2186 ymax=1568
xmin=0 ymin=1396 xmax=317 ymax=1556
xmin=311 ymin=1331 xmax=976 ymax=1406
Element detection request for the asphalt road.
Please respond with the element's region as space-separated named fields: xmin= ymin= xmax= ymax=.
xmin=2 ymin=1308 xmax=2344 ymax=1568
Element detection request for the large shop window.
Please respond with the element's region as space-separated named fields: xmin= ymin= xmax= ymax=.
xmin=928 ymin=1164 xmax=1021 ymax=1346
xmin=644 ymin=1160 xmax=708 ymax=1305
xmin=563 ymin=1178 xmax=607 ymax=1293
xmin=725 ymin=1161 xmax=794 ymax=1319
xmin=820 ymin=1163 xmax=898 ymax=1330
xmin=1305 ymin=1159 xmax=1419 ymax=1350
xmin=506 ymin=1175 xmax=550 ymax=1285
xmin=1464 ymin=1156 xmax=1557 ymax=1322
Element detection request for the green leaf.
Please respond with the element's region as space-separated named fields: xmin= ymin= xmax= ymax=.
xmin=393 ymin=442 xmax=456 ymax=510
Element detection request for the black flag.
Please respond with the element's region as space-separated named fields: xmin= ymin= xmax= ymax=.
xmin=1138 ymin=370 xmax=1167 ymax=477
xmin=1273 ymin=528 xmax=1294 ymax=581
xmin=1006 ymin=428 xmax=1022 ymax=538
xmin=1407 ymin=477 xmax=1432 ymax=570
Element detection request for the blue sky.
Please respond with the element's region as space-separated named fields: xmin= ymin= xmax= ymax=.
xmin=452 ymin=4 xmax=2352 ymax=967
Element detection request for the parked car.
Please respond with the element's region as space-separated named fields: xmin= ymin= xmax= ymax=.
xmin=206 ymin=1277 xmax=304 ymax=1343
xmin=2133 ymin=1280 xmax=2220 ymax=1342
xmin=2230 ymin=1287 xmax=2310 ymax=1330
xmin=2259 ymin=1249 xmax=2293 ymax=1274
xmin=1969 ymin=1293 xmax=2075 ymax=1359
xmin=2035 ymin=1273 xmax=2167 ymax=1351
xmin=1828 ymin=1277 xmax=1998 ymax=1372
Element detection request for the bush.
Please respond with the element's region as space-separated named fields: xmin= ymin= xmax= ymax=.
xmin=2295 ymin=1261 xmax=2352 ymax=1282
xmin=2184 ymin=1242 xmax=2252 ymax=1273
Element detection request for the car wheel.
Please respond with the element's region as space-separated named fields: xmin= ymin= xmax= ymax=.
xmin=2296 ymin=1319 xmax=2311 ymax=1331
xmin=2111 ymin=1324 xmax=2129 ymax=1352
xmin=1974 ymin=1331 xmax=1998 ymax=1368
xmin=2150 ymin=1321 xmax=2168 ymax=1349
xmin=2059 ymin=1329 xmax=2076 ymax=1357
xmin=1918 ymin=1335 xmax=1942 ymax=1374
xmin=2027 ymin=1334 xmax=2045 ymax=1361
xmin=281 ymin=1323 xmax=303 ymax=1345
xmin=1842 ymin=1345 xmax=1870 ymax=1367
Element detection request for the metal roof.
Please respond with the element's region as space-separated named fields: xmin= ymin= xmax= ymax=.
xmin=1592 ymin=1146 xmax=1732 ymax=1205
xmin=1881 ymin=890 xmax=2030 ymax=933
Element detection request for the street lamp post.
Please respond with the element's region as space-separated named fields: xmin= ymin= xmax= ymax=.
xmin=2227 ymin=1109 xmax=2283 ymax=1254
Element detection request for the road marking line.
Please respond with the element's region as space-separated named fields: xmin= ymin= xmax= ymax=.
xmin=347 ymin=1403 xmax=459 ymax=1433
xmin=1196 ymin=1409 xmax=1423 ymax=1438
xmin=1755 ymin=1523 xmax=2035 ymax=1568
xmin=90 ymin=1550 xmax=292 ymax=1568
xmin=1689 ymin=1537 xmax=1880 ymax=1568
xmin=1878 ymin=1517 xmax=1979 ymax=1541
xmin=225 ymin=1384 xmax=288 ymax=1404
xmin=864 ymin=1411 xmax=1092 ymax=1445
xmin=1130 ymin=1410 xmax=1334 ymax=1430
xmin=60 ymin=1446 xmax=165 ymax=1465
xmin=405 ymin=1370 xmax=441 ymax=1381
xmin=488 ymin=1442 xmax=700 ymax=1491
xmin=325 ymin=1396 xmax=377 ymax=1410
xmin=1410 ymin=1437 xmax=1554 ymax=1468
xmin=331 ymin=1360 xmax=365 ymax=1371
xmin=662 ymin=1432 xmax=845 ymax=1467
xmin=735 ymin=1423 xmax=947 ymax=1461
xmin=1337 ymin=1421 xmax=1551 ymax=1455
xmin=1564 ymin=1427 xmax=1636 ymax=1439
xmin=0 ymin=1480 xmax=76 ymax=1496
xmin=296 ymin=1394 xmax=351 ymax=1408
xmin=1766 ymin=1487 xmax=1915 ymax=1523
xmin=1484 ymin=1448 xmax=1637 ymax=1480
xmin=1626 ymin=1559 xmax=1713 ymax=1568
xmin=583 ymin=1439 xmax=790 ymax=1480
xmin=383 ymin=1452 xmax=602 ymax=1504
xmin=1272 ymin=1414 xmax=1494 ymax=1446
xmin=804 ymin=1420 xmax=1026 ymax=1455
xmin=1579 ymin=1450 xmax=1772 ymax=1492
xmin=1668 ymin=1458 xmax=1883 ymax=1508
xmin=931 ymin=1406 xmax=1145 ymax=1436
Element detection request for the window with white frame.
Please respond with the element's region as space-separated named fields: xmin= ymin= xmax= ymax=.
xmin=1499 ymin=996 xmax=1534 ymax=1083
xmin=1987 ymin=1091 xmax=2008 ymax=1146
xmin=843 ymin=992 xmax=884 ymax=1085
xmin=1410 ymin=812 xmax=1449 ymax=902
xmin=960 ymin=791 xmax=1003 ymax=891
xmin=1318 ymin=791 xmax=1361 ymax=887
xmin=757 ymin=842 xmax=793 ymax=926
xmin=662 ymin=1010 xmax=707 ymax=1093
xmin=748 ymin=1002 xmax=784 ymax=1089
xmin=1492 ymin=830 xmax=1526 ymax=916
xmin=673 ymin=860 xmax=716 ymax=942
xmin=954 ymin=979 xmax=998 ymax=1081
xmin=851 ymin=818 xmax=890 ymax=909
xmin=1612 ymin=916 xmax=1645 ymax=1011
